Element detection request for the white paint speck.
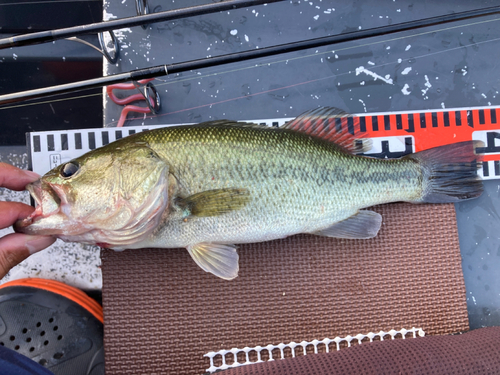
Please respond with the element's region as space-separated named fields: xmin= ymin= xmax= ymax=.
xmin=313 ymin=15 xmax=319 ymax=20
xmin=401 ymin=83 xmax=411 ymax=95
xmin=359 ymin=99 xmax=367 ymax=112
xmin=368 ymin=61 xmax=375 ymax=66
xmin=401 ymin=67 xmax=412 ymax=75
xmin=360 ymin=81 xmax=365 ymax=86
xmin=245 ymin=34 xmax=249 ymax=42
xmin=405 ymin=44 xmax=411 ymax=51
xmin=230 ymin=29 xmax=238 ymax=36
xmin=355 ymin=66 xmax=393 ymax=84
xmin=421 ymin=75 xmax=432 ymax=96
xmin=12 ymin=53 xmax=17 ymax=60
xmin=112 ymin=28 xmax=132 ymax=43
xmin=441 ymin=102 xmax=446 ymax=109
xmin=103 ymin=11 xmax=118 ymax=21
xmin=398 ymin=58 xmax=402 ymax=63
xmin=482 ymin=93 xmax=487 ymax=98
xmin=386 ymin=46 xmax=391 ymax=50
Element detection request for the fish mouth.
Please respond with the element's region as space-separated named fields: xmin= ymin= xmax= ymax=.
xmin=14 ymin=180 xmax=64 ymax=235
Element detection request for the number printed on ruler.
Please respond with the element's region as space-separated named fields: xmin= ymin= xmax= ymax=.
xmin=362 ymin=136 xmax=415 ymax=158
xmin=49 ymin=154 xmax=61 ymax=169
xmin=473 ymin=130 xmax=500 ymax=180
xmin=473 ymin=131 xmax=500 ymax=155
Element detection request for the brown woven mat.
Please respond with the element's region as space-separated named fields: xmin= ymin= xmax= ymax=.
xmin=221 ymin=327 xmax=500 ymax=375
xmin=101 ymin=203 xmax=469 ymax=375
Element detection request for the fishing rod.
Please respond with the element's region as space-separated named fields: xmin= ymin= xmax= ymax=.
xmin=0 ymin=0 xmax=284 ymax=50
xmin=1 ymin=5 xmax=499 ymax=107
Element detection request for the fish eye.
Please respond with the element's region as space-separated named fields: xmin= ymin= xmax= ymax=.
xmin=60 ymin=161 xmax=80 ymax=178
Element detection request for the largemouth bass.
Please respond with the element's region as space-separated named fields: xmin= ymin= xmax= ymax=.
xmin=15 ymin=107 xmax=483 ymax=280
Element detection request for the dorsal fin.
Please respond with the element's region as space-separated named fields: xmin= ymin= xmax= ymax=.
xmin=282 ymin=107 xmax=370 ymax=154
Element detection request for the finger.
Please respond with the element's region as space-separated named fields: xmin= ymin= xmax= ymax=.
xmin=0 ymin=163 xmax=40 ymax=191
xmin=0 ymin=201 xmax=35 ymax=229
xmin=0 ymin=233 xmax=56 ymax=279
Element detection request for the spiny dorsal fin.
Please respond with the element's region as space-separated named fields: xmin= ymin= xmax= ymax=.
xmin=282 ymin=107 xmax=369 ymax=154
xmin=176 ymin=188 xmax=251 ymax=217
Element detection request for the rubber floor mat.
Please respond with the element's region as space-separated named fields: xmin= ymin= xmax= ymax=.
xmin=220 ymin=326 xmax=500 ymax=375
xmin=101 ymin=203 xmax=469 ymax=375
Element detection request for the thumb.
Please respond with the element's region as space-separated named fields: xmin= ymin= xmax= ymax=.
xmin=0 ymin=234 xmax=56 ymax=279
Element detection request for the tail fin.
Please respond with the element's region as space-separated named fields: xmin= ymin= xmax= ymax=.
xmin=406 ymin=141 xmax=484 ymax=203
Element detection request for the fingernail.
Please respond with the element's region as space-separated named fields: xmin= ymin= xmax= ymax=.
xmin=25 ymin=235 xmax=56 ymax=254
xmin=22 ymin=170 xmax=41 ymax=181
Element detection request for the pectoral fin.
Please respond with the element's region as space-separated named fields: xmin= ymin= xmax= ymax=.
xmin=312 ymin=210 xmax=382 ymax=239
xmin=177 ymin=188 xmax=251 ymax=217
xmin=187 ymin=243 xmax=239 ymax=280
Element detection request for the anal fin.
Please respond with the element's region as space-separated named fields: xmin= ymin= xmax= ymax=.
xmin=312 ymin=210 xmax=382 ymax=239
xmin=187 ymin=243 xmax=239 ymax=280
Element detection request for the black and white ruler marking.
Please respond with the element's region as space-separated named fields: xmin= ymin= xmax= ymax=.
xmin=29 ymin=112 xmax=497 ymax=179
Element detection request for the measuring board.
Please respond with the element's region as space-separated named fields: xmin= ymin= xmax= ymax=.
xmin=27 ymin=105 xmax=500 ymax=180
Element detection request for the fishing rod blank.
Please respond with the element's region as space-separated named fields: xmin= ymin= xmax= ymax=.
xmin=0 ymin=0 xmax=284 ymax=50
xmin=1 ymin=5 xmax=499 ymax=106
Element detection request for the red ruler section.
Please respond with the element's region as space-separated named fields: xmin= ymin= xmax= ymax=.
xmin=355 ymin=106 xmax=500 ymax=180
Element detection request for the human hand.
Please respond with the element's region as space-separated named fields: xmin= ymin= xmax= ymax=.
xmin=0 ymin=163 xmax=56 ymax=279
